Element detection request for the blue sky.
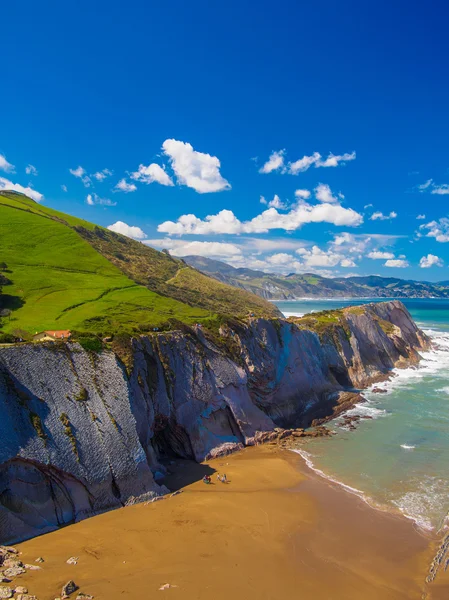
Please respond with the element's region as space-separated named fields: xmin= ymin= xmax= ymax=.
xmin=2 ymin=0 xmax=449 ymax=280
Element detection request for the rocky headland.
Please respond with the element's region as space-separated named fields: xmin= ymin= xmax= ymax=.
xmin=0 ymin=300 xmax=430 ymax=544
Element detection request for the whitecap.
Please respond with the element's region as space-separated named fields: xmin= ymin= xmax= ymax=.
xmin=400 ymin=444 xmax=415 ymax=450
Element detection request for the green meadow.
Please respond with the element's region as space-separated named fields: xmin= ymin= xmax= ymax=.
xmin=0 ymin=193 xmax=210 ymax=334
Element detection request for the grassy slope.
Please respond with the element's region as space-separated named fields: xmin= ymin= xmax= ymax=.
xmin=0 ymin=193 xmax=277 ymax=335
xmin=77 ymin=224 xmax=278 ymax=317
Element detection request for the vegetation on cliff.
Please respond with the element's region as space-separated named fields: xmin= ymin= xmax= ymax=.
xmin=0 ymin=192 xmax=278 ymax=337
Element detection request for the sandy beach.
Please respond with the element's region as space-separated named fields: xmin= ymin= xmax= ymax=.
xmin=13 ymin=446 xmax=447 ymax=599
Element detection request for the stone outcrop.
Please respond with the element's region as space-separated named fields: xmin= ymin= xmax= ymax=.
xmin=0 ymin=301 xmax=429 ymax=543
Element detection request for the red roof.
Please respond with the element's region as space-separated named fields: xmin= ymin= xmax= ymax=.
xmin=44 ymin=330 xmax=71 ymax=339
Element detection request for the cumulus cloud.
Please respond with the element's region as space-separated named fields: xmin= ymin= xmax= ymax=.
xmin=258 ymin=150 xmax=285 ymax=174
xmin=330 ymin=232 xmax=402 ymax=260
xmin=315 ymin=152 xmax=356 ymax=168
xmin=114 ymin=178 xmax=137 ymax=193
xmin=288 ymin=151 xmax=321 ymax=174
xmin=69 ymin=165 xmax=91 ymax=187
xmin=432 ymin=184 xmax=449 ymax=195
xmin=295 ymin=189 xmax=311 ymax=199
xmin=146 ymin=238 xmax=243 ymax=259
xmin=86 ymin=193 xmax=117 ymax=207
xmin=107 ymin=221 xmax=147 ymax=239
xmin=367 ymin=251 xmax=395 ymax=260
xmin=417 ymin=179 xmax=449 ymax=195
xmin=0 ymin=177 xmax=44 ymax=202
xmin=0 ymin=154 xmax=15 ymax=173
xmin=314 ymin=183 xmax=341 ymax=203
xmin=384 ymin=259 xmax=409 ymax=268
xmin=61 ymin=184 xmax=68 ymax=192
xmin=370 ymin=211 xmax=397 ymax=221
xmin=295 ymin=245 xmax=354 ymax=268
xmin=418 ymin=179 xmax=433 ymax=191
xmin=93 ymin=168 xmax=112 ymax=181
xmin=162 ymin=139 xmax=230 ymax=193
xmin=340 ymin=258 xmax=357 ymax=267
xmin=158 ymin=199 xmax=363 ymax=236
xmin=25 ymin=164 xmax=38 ymax=176
xmin=260 ymin=194 xmax=287 ymax=209
xmin=258 ymin=150 xmax=355 ymax=176
xmin=419 ymin=254 xmax=443 ymax=268
xmin=416 ymin=214 xmax=426 ymax=220
xmin=69 ymin=166 xmax=85 ymax=178
xmin=288 ymin=151 xmax=355 ymax=174
xmin=131 ymin=163 xmax=174 ymax=186
xmin=419 ymin=218 xmax=449 ymax=243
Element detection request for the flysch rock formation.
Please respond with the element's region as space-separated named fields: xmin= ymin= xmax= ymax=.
xmin=0 ymin=301 xmax=429 ymax=543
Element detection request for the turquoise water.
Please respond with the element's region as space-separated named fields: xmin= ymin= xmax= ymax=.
xmin=275 ymin=298 xmax=449 ymax=534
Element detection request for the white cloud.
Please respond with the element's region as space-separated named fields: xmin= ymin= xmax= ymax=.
xmin=384 ymin=259 xmax=409 ymax=268
xmin=259 ymin=150 xmax=285 ymax=174
xmin=340 ymin=258 xmax=357 ymax=267
xmin=69 ymin=165 xmax=91 ymax=188
xmin=0 ymin=177 xmax=44 ymax=202
xmin=288 ymin=151 xmax=321 ymax=174
xmin=107 ymin=221 xmax=147 ymax=239
xmin=416 ymin=214 xmax=426 ymax=220
xmin=419 ymin=254 xmax=443 ymax=268
xmin=288 ymin=151 xmax=355 ymax=174
xmin=419 ymin=218 xmax=449 ymax=243
xmin=0 ymin=154 xmax=15 ymax=173
xmin=69 ymin=165 xmax=85 ymax=177
xmin=296 ymin=245 xmax=355 ymax=268
xmin=267 ymin=253 xmax=294 ymax=265
xmin=418 ymin=179 xmax=433 ymax=191
xmin=145 ymin=238 xmax=242 ymax=259
xmin=162 ymin=139 xmax=230 ymax=193
xmin=86 ymin=193 xmax=116 ymax=207
xmin=131 ymin=163 xmax=174 ymax=186
xmin=367 ymin=251 xmax=395 ymax=260
xmin=114 ymin=178 xmax=137 ymax=193
xmin=432 ymin=184 xmax=449 ymax=195
xmin=239 ymin=237 xmax=309 ymax=253
xmin=25 ymin=164 xmax=38 ymax=176
xmin=315 ymin=152 xmax=356 ymax=168
xmin=330 ymin=232 xmax=402 ymax=259
xmin=260 ymin=194 xmax=287 ymax=209
xmin=370 ymin=211 xmax=397 ymax=221
xmin=158 ymin=200 xmax=363 ymax=236
xmin=314 ymin=183 xmax=340 ymax=203
xmin=417 ymin=179 xmax=449 ymax=195
xmin=295 ymin=189 xmax=311 ymax=199
xmin=93 ymin=168 xmax=112 ymax=181
xmin=364 ymin=203 xmax=373 ymax=209
xmin=61 ymin=184 xmax=68 ymax=192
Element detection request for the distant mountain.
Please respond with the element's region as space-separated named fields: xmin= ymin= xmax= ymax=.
xmin=183 ymin=255 xmax=449 ymax=299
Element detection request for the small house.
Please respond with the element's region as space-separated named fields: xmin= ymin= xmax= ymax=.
xmin=33 ymin=330 xmax=71 ymax=342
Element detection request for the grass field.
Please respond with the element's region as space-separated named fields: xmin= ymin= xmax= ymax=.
xmin=0 ymin=192 xmax=277 ymax=336
xmin=0 ymin=194 xmax=210 ymax=334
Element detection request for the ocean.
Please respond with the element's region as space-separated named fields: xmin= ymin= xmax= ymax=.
xmin=275 ymin=298 xmax=449 ymax=535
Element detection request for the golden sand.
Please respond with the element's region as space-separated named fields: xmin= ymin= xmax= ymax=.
xmin=14 ymin=446 xmax=447 ymax=599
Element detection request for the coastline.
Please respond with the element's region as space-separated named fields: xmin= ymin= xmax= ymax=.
xmin=14 ymin=446 xmax=445 ymax=600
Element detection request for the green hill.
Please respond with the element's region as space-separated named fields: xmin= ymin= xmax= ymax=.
xmin=0 ymin=192 xmax=278 ymax=337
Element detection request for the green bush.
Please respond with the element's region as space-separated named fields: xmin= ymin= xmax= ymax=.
xmin=0 ymin=333 xmax=15 ymax=343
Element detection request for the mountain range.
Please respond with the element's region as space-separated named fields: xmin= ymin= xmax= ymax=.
xmin=183 ymin=255 xmax=449 ymax=299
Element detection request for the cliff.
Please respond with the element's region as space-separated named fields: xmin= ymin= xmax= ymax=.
xmin=0 ymin=301 xmax=429 ymax=543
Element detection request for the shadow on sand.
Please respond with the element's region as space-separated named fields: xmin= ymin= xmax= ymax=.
xmin=160 ymin=458 xmax=216 ymax=492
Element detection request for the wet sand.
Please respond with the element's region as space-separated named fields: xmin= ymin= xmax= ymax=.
xmin=14 ymin=446 xmax=447 ymax=599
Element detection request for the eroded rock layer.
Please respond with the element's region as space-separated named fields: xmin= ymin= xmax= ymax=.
xmin=0 ymin=301 xmax=429 ymax=542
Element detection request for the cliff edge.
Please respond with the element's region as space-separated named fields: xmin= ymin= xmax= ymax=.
xmin=0 ymin=301 xmax=430 ymax=543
